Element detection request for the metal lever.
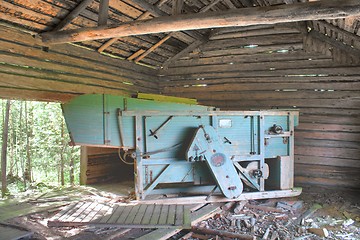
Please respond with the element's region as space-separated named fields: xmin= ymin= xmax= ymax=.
xmin=149 ymin=116 xmax=173 ymax=139
xmin=224 ymin=137 xmax=232 ymax=144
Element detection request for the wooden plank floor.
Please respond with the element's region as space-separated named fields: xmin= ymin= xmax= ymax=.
xmin=135 ymin=203 xmax=223 ymax=240
xmin=48 ymin=201 xmax=190 ymax=229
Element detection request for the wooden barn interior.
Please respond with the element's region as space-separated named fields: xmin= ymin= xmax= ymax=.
xmin=0 ymin=0 xmax=359 ymax=239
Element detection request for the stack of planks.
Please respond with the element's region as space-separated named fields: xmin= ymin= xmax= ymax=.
xmin=160 ymin=24 xmax=360 ymax=189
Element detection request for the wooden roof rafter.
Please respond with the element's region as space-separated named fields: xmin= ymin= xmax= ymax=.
xmin=52 ymin=0 xmax=94 ymax=31
xmin=97 ymin=0 xmax=170 ymax=54
xmin=304 ymin=20 xmax=360 ymax=64
xmin=2 ymin=0 xmax=360 ymax=68
xmin=98 ymin=0 xmax=110 ymax=26
xmin=98 ymin=0 xmax=229 ymax=64
xmin=132 ymin=0 xmax=229 ymax=64
xmin=40 ymin=0 xmax=360 ymax=45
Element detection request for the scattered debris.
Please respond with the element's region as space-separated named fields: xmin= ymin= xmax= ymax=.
xmin=191 ymin=226 xmax=255 ymax=240
xmin=296 ymin=203 xmax=322 ymax=225
xmin=262 ymin=227 xmax=271 ymax=239
xmin=234 ymin=201 xmax=247 ymax=214
xmin=343 ymin=218 xmax=355 ymax=227
xmin=221 ymin=201 xmax=236 ymax=211
xmin=174 ymin=187 xmax=359 ymax=240
xmin=308 ymin=227 xmax=329 ymax=237
xmin=277 ymin=201 xmax=303 ymax=211
xmin=1 ymin=186 xmax=359 ymax=239
xmin=246 ymin=203 xmax=285 ymax=213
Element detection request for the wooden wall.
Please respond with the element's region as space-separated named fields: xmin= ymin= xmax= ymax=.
xmin=160 ymin=25 xmax=360 ymax=189
xmin=0 ymin=25 xmax=159 ymax=102
xmin=80 ymin=147 xmax=133 ymax=185
xmin=0 ymin=0 xmax=192 ymax=67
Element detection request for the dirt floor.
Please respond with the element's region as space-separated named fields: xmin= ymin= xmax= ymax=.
xmin=0 ymin=184 xmax=359 ymax=240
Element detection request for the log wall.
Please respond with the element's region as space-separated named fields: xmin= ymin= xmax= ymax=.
xmin=0 ymin=25 xmax=158 ymax=102
xmin=80 ymin=147 xmax=133 ymax=185
xmin=160 ymin=27 xmax=360 ymax=189
xmin=0 ymin=0 xmax=194 ymax=67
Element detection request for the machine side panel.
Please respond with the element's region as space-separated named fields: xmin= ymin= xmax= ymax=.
xmin=62 ymin=94 xmax=105 ymax=145
xmin=62 ymin=94 xmax=210 ymax=148
xmin=104 ymin=95 xmax=133 ymax=147
xmin=144 ymin=116 xmax=211 ymax=159
xmin=264 ymin=115 xmax=291 ymax=158
xmin=216 ymin=116 xmax=257 ymax=156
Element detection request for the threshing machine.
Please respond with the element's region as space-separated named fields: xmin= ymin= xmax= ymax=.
xmin=62 ymin=94 xmax=299 ymax=200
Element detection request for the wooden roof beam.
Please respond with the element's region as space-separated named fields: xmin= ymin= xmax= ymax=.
xmin=97 ymin=11 xmax=151 ymax=53
xmin=131 ymin=0 xmax=221 ymax=64
xmin=162 ymin=38 xmax=208 ymax=68
xmin=133 ymin=0 xmax=184 ymax=63
xmin=52 ymin=0 xmax=93 ymax=31
xmin=131 ymin=0 xmax=205 ymax=40
xmin=314 ymin=20 xmax=360 ymax=43
xmin=134 ymin=34 xmax=173 ymax=62
xmin=307 ymin=29 xmax=360 ymax=57
xmin=41 ymin=0 xmax=360 ymax=44
xmin=200 ymin=0 xmax=223 ymax=12
xmin=223 ymin=0 xmax=237 ymax=9
xmin=239 ymin=0 xmax=254 ymax=7
xmin=172 ymin=0 xmax=184 ymax=15
xmin=98 ymin=0 xmax=109 ymax=26
xmin=97 ymin=0 xmax=185 ymax=54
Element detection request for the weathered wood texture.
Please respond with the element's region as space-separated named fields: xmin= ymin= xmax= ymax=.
xmin=0 ymin=25 xmax=158 ymax=102
xmin=160 ymin=27 xmax=360 ymax=189
xmin=41 ymin=0 xmax=360 ymax=44
xmin=83 ymin=147 xmax=133 ymax=185
xmin=0 ymin=0 xmax=194 ymax=66
xmin=304 ymin=21 xmax=360 ymax=65
xmin=1 ymin=0 xmax=359 ymax=67
xmin=48 ymin=201 xmax=190 ymax=228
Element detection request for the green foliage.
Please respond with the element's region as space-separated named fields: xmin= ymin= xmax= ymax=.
xmin=0 ymin=100 xmax=80 ymax=195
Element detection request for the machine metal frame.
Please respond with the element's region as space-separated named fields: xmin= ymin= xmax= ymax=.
xmin=62 ymin=94 xmax=300 ymax=201
xmin=122 ymin=110 xmax=296 ymax=200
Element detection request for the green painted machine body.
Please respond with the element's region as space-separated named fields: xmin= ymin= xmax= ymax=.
xmin=62 ymin=94 xmax=299 ymax=200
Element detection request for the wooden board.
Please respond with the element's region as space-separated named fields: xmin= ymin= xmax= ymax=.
xmin=48 ymin=202 xmax=191 ymax=229
xmin=0 ymin=25 xmax=159 ymax=102
xmin=135 ymin=203 xmax=223 ymax=240
xmin=140 ymin=188 xmax=302 ymax=205
xmin=137 ymin=93 xmax=197 ymax=105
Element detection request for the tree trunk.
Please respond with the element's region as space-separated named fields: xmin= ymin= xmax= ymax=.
xmin=60 ymin=121 xmax=65 ymax=186
xmin=1 ymin=100 xmax=11 ymax=198
xmin=24 ymin=102 xmax=32 ymax=186
xmin=69 ymin=151 xmax=74 ymax=186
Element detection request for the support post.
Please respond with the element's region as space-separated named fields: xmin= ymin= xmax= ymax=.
xmin=80 ymin=146 xmax=88 ymax=185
